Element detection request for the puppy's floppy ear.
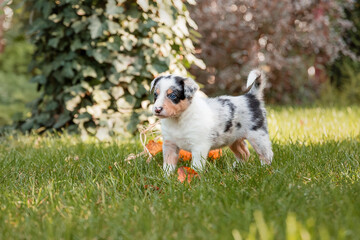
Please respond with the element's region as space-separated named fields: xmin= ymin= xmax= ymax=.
xmin=150 ymin=76 xmax=162 ymax=92
xmin=183 ymin=77 xmax=199 ymax=99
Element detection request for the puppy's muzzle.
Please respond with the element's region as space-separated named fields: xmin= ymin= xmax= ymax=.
xmin=154 ymin=107 xmax=163 ymax=114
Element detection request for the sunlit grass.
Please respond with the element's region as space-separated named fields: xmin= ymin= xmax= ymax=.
xmin=0 ymin=106 xmax=359 ymax=239
xmin=268 ymin=106 xmax=360 ymax=143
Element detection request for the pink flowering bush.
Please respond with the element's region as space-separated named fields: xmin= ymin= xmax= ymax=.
xmin=190 ymin=0 xmax=355 ymax=103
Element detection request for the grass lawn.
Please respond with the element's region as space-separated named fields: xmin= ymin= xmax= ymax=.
xmin=0 ymin=106 xmax=359 ymax=239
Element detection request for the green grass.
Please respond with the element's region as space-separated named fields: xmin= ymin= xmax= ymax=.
xmin=0 ymin=106 xmax=360 ymax=239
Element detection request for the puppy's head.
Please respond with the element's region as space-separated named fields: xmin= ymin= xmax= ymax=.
xmin=150 ymin=75 xmax=199 ymax=118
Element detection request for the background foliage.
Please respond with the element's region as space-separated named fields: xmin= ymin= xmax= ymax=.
xmin=18 ymin=0 xmax=203 ymax=139
xmin=0 ymin=0 xmax=38 ymax=126
xmin=189 ymin=0 xmax=356 ymax=104
xmin=1 ymin=0 xmax=360 ymax=134
xmin=0 ymin=37 xmax=37 ymax=125
xmin=329 ymin=1 xmax=360 ymax=104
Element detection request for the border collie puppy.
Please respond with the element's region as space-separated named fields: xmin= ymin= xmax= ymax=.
xmin=150 ymin=69 xmax=273 ymax=174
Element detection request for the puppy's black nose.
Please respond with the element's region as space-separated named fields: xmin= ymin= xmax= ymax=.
xmin=155 ymin=107 xmax=163 ymax=114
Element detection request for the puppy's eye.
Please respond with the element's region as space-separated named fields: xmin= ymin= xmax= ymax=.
xmin=154 ymin=92 xmax=158 ymax=99
xmin=168 ymin=93 xmax=177 ymax=100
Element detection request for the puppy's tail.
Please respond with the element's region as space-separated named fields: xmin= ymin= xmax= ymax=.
xmin=246 ymin=69 xmax=267 ymax=100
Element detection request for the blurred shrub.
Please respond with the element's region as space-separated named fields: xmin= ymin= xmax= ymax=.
xmin=20 ymin=0 xmax=203 ymax=139
xmin=0 ymin=35 xmax=33 ymax=74
xmin=0 ymin=71 xmax=39 ymax=126
xmin=0 ymin=4 xmax=37 ymax=126
xmin=328 ymin=1 xmax=360 ymax=104
xmin=189 ymin=0 xmax=355 ymax=104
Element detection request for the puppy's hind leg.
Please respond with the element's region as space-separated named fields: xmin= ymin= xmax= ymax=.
xmin=230 ymin=139 xmax=250 ymax=168
xmin=247 ymin=130 xmax=273 ymax=165
xmin=163 ymin=140 xmax=180 ymax=176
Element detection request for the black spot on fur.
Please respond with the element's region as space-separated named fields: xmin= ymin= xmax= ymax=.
xmin=245 ymin=94 xmax=264 ymax=131
xmin=152 ymin=76 xmax=164 ymax=92
xmin=154 ymin=92 xmax=158 ymax=102
xmin=185 ymin=87 xmax=195 ymax=99
xmin=261 ymin=121 xmax=268 ymax=133
xmin=217 ymin=97 xmax=236 ymax=132
xmin=168 ymin=89 xmax=185 ymax=104
xmin=174 ymin=76 xmax=186 ymax=83
xmin=254 ymin=75 xmax=261 ymax=88
xmin=236 ymin=122 xmax=242 ymax=129
xmin=261 ymin=125 xmax=268 ymax=133
xmin=210 ymin=131 xmax=220 ymax=141
xmin=174 ymin=76 xmax=186 ymax=95
xmin=175 ymin=76 xmax=197 ymax=100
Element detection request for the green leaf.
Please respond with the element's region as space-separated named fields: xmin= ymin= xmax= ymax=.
xmin=73 ymin=112 xmax=92 ymax=125
xmin=21 ymin=119 xmax=34 ymax=131
xmin=127 ymin=112 xmax=140 ymax=132
xmin=111 ymin=86 xmax=125 ymax=99
xmin=65 ymin=95 xmax=82 ymax=111
xmin=48 ymin=13 xmax=63 ymax=23
xmin=88 ymin=15 xmax=103 ymax=39
xmin=54 ymin=112 xmax=71 ymax=129
xmin=158 ymin=6 xmax=174 ymax=26
xmin=30 ymin=75 xmax=46 ymax=84
xmin=152 ymin=33 xmax=165 ymax=44
xmin=106 ymin=36 xmax=121 ymax=51
xmin=122 ymin=37 xmax=133 ymax=51
xmin=72 ymin=20 xmax=88 ymax=33
xmin=70 ymin=38 xmax=84 ymax=51
xmin=48 ymin=37 xmax=60 ymax=48
xmin=112 ymin=60 xmax=128 ymax=73
xmin=128 ymin=81 xmax=138 ymax=95
xmin=93 ymin=48 xmax=110 ymax=63
xmin=108 ymin=72 xmax=120 ymax=84
xmin=173 ymin=0 xmax=184 ymax=12
xmin=93 ymin=89 xmax=111 ymax=104
xmin=42 ymin=2 xmax=54 ymax=18
xmin=106 ymin=0 xmax=124 ymax=17
xmin=95 ymin=127 xmax=111 ymax=141
xmin=116 ymin=95 xmax=136 ymax=109
xmin=107 ymin=21 xmax=122 ymax=34
xmin=35 ymin=113 xmax=51 ymax=125
xmin=137 ymin=0 xmax=149 ymax=12
xmin=127 ymin=20 xmax=139 ymax=33
xmin=62 ymin=63 xmax=75 ymax=78
xmin=83 ymin=66 xmax=97 ymax=78
xmin=45 ymin=100 xmax=59 ymax=111
xmin=151 ymin=59 xmax=169 ymax=74
xmin=119 ymin=75 xmax=134 ymax=83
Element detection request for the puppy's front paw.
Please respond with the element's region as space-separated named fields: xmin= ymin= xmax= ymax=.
xmin=191 ymin=162 xmax=205 ymax=172
xmin=260 ymin=151 xmax=273 ymax=165
xmin=163 ymin=163 xmax=176 ymax=176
